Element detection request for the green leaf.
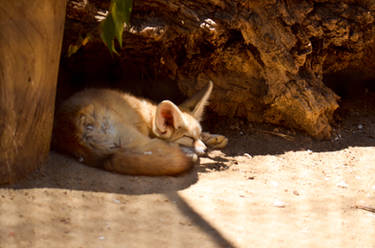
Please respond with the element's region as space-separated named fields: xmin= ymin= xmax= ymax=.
xmin=66 ymin=34 xmax=93 ymax=57
xmin=100 ymin=14 xmax=117 ymax=55
xmin=67 ymin=44 xmax=80 ymax=57
xmin=100 ymin=0 xmax=133 ymax=54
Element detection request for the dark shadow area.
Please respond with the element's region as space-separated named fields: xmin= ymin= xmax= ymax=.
xmin=197 ymin=162 xmax=230 ymax=173
xmin=4 ymin=152 xmax=198 ymax=195
xmin=202 ymin=89 xmax=375 ymax=157
xmin=166 ymin=191 xmax=236 ymax=248
xmin=56 ymin=50 xmax=186 ymax=109
xmin=196 ymin=153 xmax=232 ymax=173
xmin=324 ymin=72 xmax=375 ymax=100
xmin=3 ymin=153 xmax=236 ymax=248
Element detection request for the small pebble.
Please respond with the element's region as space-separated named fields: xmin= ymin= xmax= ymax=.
xmin=113 ymin=199 xmax=121 ymax=204
xmin=293 ymin=190 xmax=300 ymax=196
xmin=270 ymin=181 xmax=279 ymax=187
xmin=273 ymin=200 xmax=286 ymax=208
xmin=244 ymin=153 xmax=252 ymax=158
xmin=333 ymin=134 xmax=342 ymax=141
xmin=337 ymin=181 xmax=348 ymax=188
xmin=98 ymin=236 xmax=105 ymax=240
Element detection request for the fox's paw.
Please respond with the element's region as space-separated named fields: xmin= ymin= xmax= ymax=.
xmin=180 ymin=146 xmax=199 ymax=163
xmin=201 ymin=132 xmax=228 ymax=149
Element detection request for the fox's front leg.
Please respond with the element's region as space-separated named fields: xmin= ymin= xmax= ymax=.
xmin=201 ymin=132 xmax=228 ymax=149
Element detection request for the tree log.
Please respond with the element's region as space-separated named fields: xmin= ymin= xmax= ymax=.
xmin=63 ymin=0 xmax=375 ymax=139
xmin=0 ymin=0 xmax=66 ymax=183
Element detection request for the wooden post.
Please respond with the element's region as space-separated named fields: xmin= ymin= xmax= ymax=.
xmin=0 ymin=0 xmax=67 ymax=184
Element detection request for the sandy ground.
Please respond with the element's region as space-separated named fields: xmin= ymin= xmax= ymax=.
xmin=1 ymin=94 xmax=375 ymax=248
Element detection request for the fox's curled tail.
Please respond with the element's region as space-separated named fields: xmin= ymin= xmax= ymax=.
xmin=103 ymin=139 xmax=194 ymax=176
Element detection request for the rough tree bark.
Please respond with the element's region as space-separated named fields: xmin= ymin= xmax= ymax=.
xmin=0 ymin=1 xmax=66 ymax=183
xmin=63 ymin=0 xmax=375 ymax=139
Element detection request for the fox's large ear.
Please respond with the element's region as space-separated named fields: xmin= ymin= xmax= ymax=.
xmin=179 ymin=80 xmax=213 ymax=121
xmin=153 ymin=100 xmax=186 ymax=136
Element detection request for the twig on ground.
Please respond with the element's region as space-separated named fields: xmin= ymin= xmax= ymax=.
xmin=353 ymin=204 xmax=375 ymax=213
xmin=261 ymin=130 xmax=295 ymax=141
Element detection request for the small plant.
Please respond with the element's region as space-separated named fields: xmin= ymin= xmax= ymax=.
xmin=100 ymin=0 xmax=133 ymax=55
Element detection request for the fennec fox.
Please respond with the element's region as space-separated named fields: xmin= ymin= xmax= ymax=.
xmin=53 ymin=81 xmax=227 ymax=176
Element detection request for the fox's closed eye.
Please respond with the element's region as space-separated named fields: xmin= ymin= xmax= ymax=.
xmin=183 ymin=135 xmax=194 ymax=141
xmin=173 ymin=135 xmax=195 ymax=147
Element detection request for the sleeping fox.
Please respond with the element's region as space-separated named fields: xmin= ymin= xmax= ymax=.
xmin=53 ymin=81 xmax=227 ymax=176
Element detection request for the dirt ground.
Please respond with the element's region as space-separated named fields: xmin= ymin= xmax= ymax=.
xmin=1 ymin=93 xmax=375 ymax=248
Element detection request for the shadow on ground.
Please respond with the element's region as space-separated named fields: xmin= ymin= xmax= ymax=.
xmin=3 ymin=153 xmax=236 ymax=248
xmin=205 ymin=93 xmax=375 ymax=157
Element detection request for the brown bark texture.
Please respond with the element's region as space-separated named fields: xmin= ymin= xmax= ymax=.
xmin=0 ymin=1 xmax=66 ymax=184
xmin=64 ymin=0 xmax=375 ymax=139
